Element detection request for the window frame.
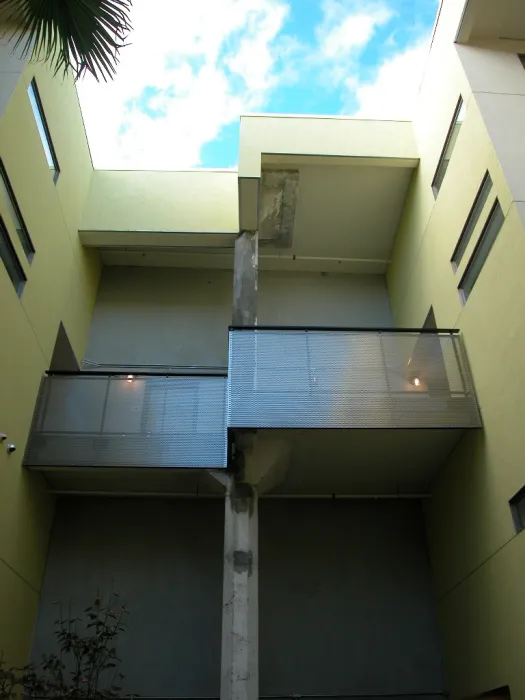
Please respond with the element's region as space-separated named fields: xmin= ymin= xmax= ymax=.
xmin=27 ymin=78 xmax=60 ymax=183
xmin=451 ymin=171 xmax=493 ymax=271
xmin=0 ymin=158 xmax=34 ymax=261
xmin=0 ymin=215 xmax=26 ymax=296
xmin=458 ymin=199 xmax=504 ymax=303
xmin=432 ymin=96 xmax=465 ymax=198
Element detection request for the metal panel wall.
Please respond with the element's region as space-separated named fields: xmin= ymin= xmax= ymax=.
xmin=25 ymin=374 xmax=228 ymax=468
xmin=228 ymin=329 xmax=482 ymax=429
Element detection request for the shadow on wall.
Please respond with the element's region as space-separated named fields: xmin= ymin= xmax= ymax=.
xmin=31 ymin=498 xmax=224 ymax=697
xmin=33 ymin=497 xmax=446 ymax=698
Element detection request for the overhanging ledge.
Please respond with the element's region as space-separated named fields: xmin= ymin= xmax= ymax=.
xmin=237 ymin=114 xmax=420 ymax=250
xmin=239 ymin=114 xmax=420 ymax=179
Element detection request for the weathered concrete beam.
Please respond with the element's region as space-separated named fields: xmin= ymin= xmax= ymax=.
xmin=259 ymin=170 xmax=299 ymax=249
xmin=232 ymin=231 xmax=258 ymax=327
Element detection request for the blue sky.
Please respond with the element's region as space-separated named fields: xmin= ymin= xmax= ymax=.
xmin=77 ymin=0 xmax=439 ymax=170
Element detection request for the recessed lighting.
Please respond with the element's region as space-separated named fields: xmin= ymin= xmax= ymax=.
xmin=413 ymin=377 xmax=421 ymax=387
xmin=127 ymin=374 xmax=134 ymax=383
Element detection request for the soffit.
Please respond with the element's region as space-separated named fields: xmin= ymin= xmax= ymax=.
xmin=40 ymin=428 xmax=465 ymax=496
xmin=458 ymin=0 xmax=525 ymax=42
xmin=264 ymin=428 xmax=466 ymax=495
xmin=257 ymin=162 xmax=414 ymax=274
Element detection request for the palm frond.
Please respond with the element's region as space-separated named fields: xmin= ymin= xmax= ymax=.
xmin=0 ymin=0 xmax=132 ymax=82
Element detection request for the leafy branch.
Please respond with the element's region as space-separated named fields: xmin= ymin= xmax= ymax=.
xmin=0 ymin=0 xmax=133 ymax=81
xmin=0 ymin=593 xmax=134 ymax=699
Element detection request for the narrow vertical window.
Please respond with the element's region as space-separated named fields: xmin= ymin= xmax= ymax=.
xmin=451 ymin=172 xmax=492 ymax=270
xmin=459 ymin=200 xmax=504 ymax=301
xmin=0 ymin=159 xmax=34 ymax=260
xmin=28 ymin=79 xmax=60 ymax=183
xmin=510 ymin=486 xmax=525 ymax=534
xmin=0 ymin=216 xmax=26 ymax=295
xmin=432 ymin=97 xmax=466 ymax=197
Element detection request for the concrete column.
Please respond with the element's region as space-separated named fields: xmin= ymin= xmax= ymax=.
xmin=222 ymin=231 xmax=262 ymax=700
xmin=215 ymin=436 xmax=290 ymax=700
xmin=232 ymin=231 xmax=258 ymax=327
xmin=221 ymin=479 xmax=258 ymax=700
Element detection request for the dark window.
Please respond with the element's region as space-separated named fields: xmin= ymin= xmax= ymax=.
xmin=0 ymin=216 xmax=26 ymax=295
xmin=519 ymin=54 xmax=525 ymax=69
xmin=432 ymin=97 xmax=466 ymax=197
xmin=0 ymin=159 xmax=34 ymax=260
xmin=510 ymin=487 xmax=525 ymax=533
xmin=28 ymin=79 xmax=60 ymax=183
xmin=459 ymin=200 xmax=504 ymax=301
xmin=452 ymin=172 xmax=492 ymax=270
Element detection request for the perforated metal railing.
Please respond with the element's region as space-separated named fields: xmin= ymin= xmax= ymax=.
xmin=24 ymin=373 xmax=228 ymax=469
xmin=227 ymin=327 xmax=482 ymax=429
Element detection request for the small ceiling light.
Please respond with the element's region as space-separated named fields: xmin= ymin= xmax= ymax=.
xmin=127 ymin=374 xmax=134 ymax=383
xmin=412 ymin=377 xmax=421 ymax=387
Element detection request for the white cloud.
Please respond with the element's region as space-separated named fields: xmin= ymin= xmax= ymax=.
xmin=226 ymin=4 xmax=287 ymax=92
xmin=77 ymin=0 xmax=435 ymax=168
xmin=309 ymin=0 xmax=393 ymax=88
xmin=77 ymin=0 xmax=289 ymax=169
xmin=317 ymin=1 xmax=393 ymax=59
xmin=350 ymin=36 xmax=431 ymax=120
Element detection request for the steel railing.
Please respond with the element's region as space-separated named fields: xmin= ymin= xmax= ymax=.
xmin=24 ymin=373 xmax=228 ymax=469
xmin=228 ymin=327 xmax=482 ymax=429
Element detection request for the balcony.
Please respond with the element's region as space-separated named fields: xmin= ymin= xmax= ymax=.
xmin=228 ymin=327 xmax=481 ymax=429
xmin=227 ymin=327 xmax=482 ymax=495
xmin=24 ymin=373 xmax=228 ymax=491
xmin=24 ymin=329 xmax=481 ymax=496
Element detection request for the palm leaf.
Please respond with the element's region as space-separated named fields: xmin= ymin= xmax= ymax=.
xmin=0 ymin=0 xmax=132 ymax=81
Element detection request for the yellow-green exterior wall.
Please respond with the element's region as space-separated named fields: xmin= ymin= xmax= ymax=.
xmin=388 ymin=1 xmax=525 ymax=698
xmin=0 ymin=64 xmax=99 ymax=665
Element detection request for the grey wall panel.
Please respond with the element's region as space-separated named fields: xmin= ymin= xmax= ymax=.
xmin=259 ymin=271 xmax=394 ymax=327
xmin=85 ymin=268 xmax=393 ymax=369
xmin=33 ymin=498 xmax=445 ymax=698
xmin=85 ymin=267 xmax=233 ymax=368
xmin=31 ymin=498 xmax=224 ymax=697
xmin=259 ymin=499 xmax=447 ymax=696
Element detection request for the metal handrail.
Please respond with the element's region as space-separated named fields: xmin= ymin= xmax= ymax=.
xmin=83 ymin=359 xmax=228 ymax=370
xmin=46 ymin=370 xmax=228 ymax=378
xmin=113 ymin=694 xmax=449 ymax=700
xmin=229 ymin=326 xmax=459 ymax=334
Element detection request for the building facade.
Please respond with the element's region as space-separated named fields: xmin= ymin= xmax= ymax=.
xmin=1 ymin=0 xmax=525 ymax=698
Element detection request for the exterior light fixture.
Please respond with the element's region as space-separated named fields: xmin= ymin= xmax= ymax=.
xmin=412 ymin=377 xmax=421 ymax=387
xmin=127 ymin=375 xmax=134 ymax=383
